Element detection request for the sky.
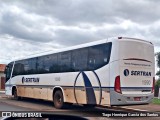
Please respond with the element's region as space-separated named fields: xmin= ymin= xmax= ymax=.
xmin=0 ymin=0 xmax=160 ymax=66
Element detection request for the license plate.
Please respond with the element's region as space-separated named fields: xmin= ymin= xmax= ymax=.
xmin=134 ymin=97 xmax=141 ymax=101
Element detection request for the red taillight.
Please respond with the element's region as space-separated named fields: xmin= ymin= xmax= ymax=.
xmin=152 ymin=77 xmax=155 ymax=93
xmin=114 ymin=76 xmax=121 ymax=94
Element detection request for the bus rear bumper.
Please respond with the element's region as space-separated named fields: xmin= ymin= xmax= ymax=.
xmin=110 ymin=91 xmax=154 ymax=106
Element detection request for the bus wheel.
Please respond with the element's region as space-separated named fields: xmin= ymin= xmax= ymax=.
xmin=54 ymin=90 xmax=64 ymax=109
xmin=13 ymin=88 xmax=20 ymax=100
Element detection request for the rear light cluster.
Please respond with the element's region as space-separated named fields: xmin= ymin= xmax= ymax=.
xmin=152 ymin=77 xmax=155 ymax=93
xmin=114 ymin=76 xmax=155 ymax=94
xmin=114 ymin=76 xmax=122 ymax=94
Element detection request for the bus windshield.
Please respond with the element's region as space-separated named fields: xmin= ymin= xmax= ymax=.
xmin=5 ymin=62 xmax=13 ymax=82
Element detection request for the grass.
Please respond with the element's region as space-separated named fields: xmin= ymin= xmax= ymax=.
xmin=152 ymin=98 xmax=160 ymax=105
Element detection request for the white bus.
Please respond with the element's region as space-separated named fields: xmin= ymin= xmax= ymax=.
xmin=5 ymin=37 xmax=155 ymax=109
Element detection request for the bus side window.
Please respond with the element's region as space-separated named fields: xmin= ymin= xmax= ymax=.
xmin=71 ymin=48 xmax=88 ymax=71
xmin=88 ymin=43 xmax=112 ymax=70
xmin=49 ymin=54 xmax=59 ymax=73
xmin=12 ymin=61 xmax=25 ymax=76
xmin=37 ymin=56 xmax=46 ymax=74
xmin=58 ymin=51 xmax=72 ymax=72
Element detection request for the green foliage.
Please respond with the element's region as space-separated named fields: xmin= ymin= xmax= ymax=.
xmin=156 ymin=52 xmax=160 ymax=77
xmin=156 ymin=71 xmax=160 ymax=77
xmin=152 ymin=98 xmax=160 ymax=105
xmin=157 ymin=52 xmax=160 ymax=68
xmin=155 ymin=53 xmax=160 ymax=97
xmin=154 ymin=80 xmax=160 ymax=97
xmin=156 ymin=79 xmax=160 ymax=87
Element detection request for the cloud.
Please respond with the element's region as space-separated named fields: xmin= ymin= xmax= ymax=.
xmin=0 ymin=0 xmax=160 ymax=64
xmin=6 ymin=0 xmax=160 ymax=25
xmin=0 ymin=34 xmax=59 ymax=63
xmin=0 ymin=4 xmax=58 ymax=43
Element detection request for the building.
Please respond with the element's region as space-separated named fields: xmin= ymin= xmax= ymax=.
xmin=0 ymin=64 xmax=6 ymax=91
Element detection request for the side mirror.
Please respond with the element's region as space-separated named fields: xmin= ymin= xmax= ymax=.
xmin=4 ymin=65 xmax=8 ymax=74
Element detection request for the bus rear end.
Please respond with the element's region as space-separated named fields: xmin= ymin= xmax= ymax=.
xmin=110 ymin=37 xmax=155 ymax=105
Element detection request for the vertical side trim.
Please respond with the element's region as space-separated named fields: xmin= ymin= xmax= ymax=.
xmin=82 ymin=72 xmax=96 ymax=104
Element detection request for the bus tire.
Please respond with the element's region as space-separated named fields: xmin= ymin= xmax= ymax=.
xmin=53 ymin=90 xmax=64 ymax=109
xmin=13 ymin=88 xmax=20 ymax=100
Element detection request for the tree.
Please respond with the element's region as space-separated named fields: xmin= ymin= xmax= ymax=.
xmin=155 ymin=52 xmax=160 ymax=96
xmin=155 ymin=80 xmax=160 ymax=97
xmin=156 ymin=52 xmax=160 ymax=77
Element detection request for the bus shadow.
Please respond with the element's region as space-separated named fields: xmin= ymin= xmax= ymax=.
xmin=9 ymin=97 xmax=131 ymax=117
xmin=10 ymin=97 xmax=114 ymax=111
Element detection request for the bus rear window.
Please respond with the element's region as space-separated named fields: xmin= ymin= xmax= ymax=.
xmin=120 ymin=41 xmax=154 ymax=61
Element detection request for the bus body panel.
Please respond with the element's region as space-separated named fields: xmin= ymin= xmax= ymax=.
xmin=5 ymin=37 xmax=155 ymax=107
xmin=110 ymin=38 xmax=155 ymax=105
xmin=5 ymin=83 xmax=12 ymax=96
xmin=109 ymin=39 xmax=120 ymax=87
xmin=119 ymin=39 xmax=154 ymax=91
xmin=5 ymin=63 xmax=111 ymax=105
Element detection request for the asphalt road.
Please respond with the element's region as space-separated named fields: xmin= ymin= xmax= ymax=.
xmin=0 ymin=102 xmax=33 ymax=111
xmin=0 ymin=93 xmax=159 ymax=120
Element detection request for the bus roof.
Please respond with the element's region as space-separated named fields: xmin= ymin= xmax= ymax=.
xmin=11 ymin=37 xmax=153 ymax=62
xmin=118 ymin=37 xmax=153 ymax=45
xmin=13 ymin=38 xmax=108 ymax=61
